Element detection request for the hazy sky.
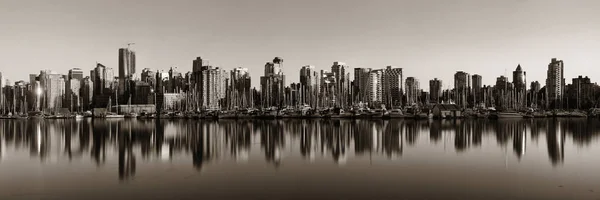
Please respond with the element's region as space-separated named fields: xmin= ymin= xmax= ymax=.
xmin=1 ymin=0 xmax=599 ymax=89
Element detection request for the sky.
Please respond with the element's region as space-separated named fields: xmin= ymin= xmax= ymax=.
xmin=1 ymin=0 xmax=600 ymax=90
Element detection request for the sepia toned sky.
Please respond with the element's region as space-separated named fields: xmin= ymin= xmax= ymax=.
xmin=1 ymin=0 xmax=600 ymax=89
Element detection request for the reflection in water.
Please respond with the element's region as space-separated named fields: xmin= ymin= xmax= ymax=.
xmin=0 ymin=118 xmax=598 ymax=180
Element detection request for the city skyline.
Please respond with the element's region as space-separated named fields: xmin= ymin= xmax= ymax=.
xmin=2 ymin=0 xmax=600 ymax=89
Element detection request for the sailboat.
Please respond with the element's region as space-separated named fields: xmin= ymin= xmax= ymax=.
xmin=124 ymin=96 xmax=137 ymax=118
xmin=104 ymin=94 xmax=124 ymax=119
xmin=492 ymin=75 xmax=523 ymax=119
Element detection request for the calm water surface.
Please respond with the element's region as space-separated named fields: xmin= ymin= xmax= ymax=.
xmin=0 ymin=118 xmax=599 ymax=200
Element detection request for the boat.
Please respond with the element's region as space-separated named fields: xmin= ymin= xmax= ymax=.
xmin=74 ymin=114 xmax=84 ymax=120
xmin=491 ymin=111 xmax=524 ymax=119
xmin=569 ymin=111 xmax=588 ymax=118
xmin=388 ymin=109 xmax=404 ymax=118
xmin=330 ymin=108 xmax=353 ymax=118
xmin=124 ymin=113 xmax=138 ymax=119
xmin=104 ymin=113 xmax=125 ymax=118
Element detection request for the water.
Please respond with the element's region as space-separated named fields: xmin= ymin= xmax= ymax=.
xmin=0 ymin=118 xmax=599 ymax=200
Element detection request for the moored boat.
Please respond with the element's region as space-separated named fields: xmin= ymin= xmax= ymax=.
xmin=491 ymin=111 xmax=524 ymax=119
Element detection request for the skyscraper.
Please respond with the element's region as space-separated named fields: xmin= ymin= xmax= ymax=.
xmin=81 ymin=77 xmax=93 ymax=111
xmin=472 ymin=74 xmax=482 ymax=105
xmin=93 ymin=63 xmax=114 ymax=108
xmin=331 ymin=62 xmax=351 ymax=108
xmin=320 ymin=70 xmax=336 ymax=108
xmin=299 ymin=65 xmax=319 ymax=108
xmin=383 ymin=66 xmax=403 ymax=108
xmin=260 ymin=57 xmax=285 ymax=108
xmin=66 ymin=68 xmax=84 ymax=111
xmin=68 ymin=68 xmax=84 ymax=81
xmin=354 ymin=68 xmax=372 ymax=104
xmin=368 ymin=70 xmax=383 ymax=105
xmin=405 ymin=77 xmax=420 ymax=105
xmin=39 ymin=70 xmax=65 ymax=111
xmin=546 ymin=58 xmax=565 ymax=109
xmin=118 ymin=48 xmax=136 ymax=96
xmin=141 ymin=68 xmax=156 ymax=87
xmin=454 ymin=71 xmax=470 ymax=108
xmin=202 ymin=66 xmax=227 ymax=110
xmin=513 ymin=64 xmax=526 ymax=108
xmin=429 ymin=78 xmax=442 ymax=104
xmin=229 ymin=67 xmax=252 ymax=109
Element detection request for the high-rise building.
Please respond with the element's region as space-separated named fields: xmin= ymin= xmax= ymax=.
xmin=405 ymin=77 xmax=420 ymax=105
xmin=331 ymin=62 xmax=351 ymax=108
xmin=81 ymin=77 xmax=93 ymax=111
xmin=260 ymin=57 xmax=285 ymax=108
xmin=167 ymin=67 xmax=185 ymax=93
xmin=118 ymin=48 xmax=136 ymax=96
xmin=68 ymin=68 xmax=84 ymax=81
xmin=546 ymin=58 xmax=565 ymax=109
xmin=65 ymin=79 xmax=80 ymax=111
xmin=39 ymin=70 xmax=65 ymax=111
xmin=202 ymin=66 xmax=227 ymax=110
xmin=94 ymin=63 xmax=114 ymax=95
xmin=93 ymin=63 xmax=114 ymax=108
xmin=569 ymin=75 xmax=594 ymax=109
xmin=141 ymin=68 xmax=156 ymax=87
xmin=133 ymin=81 xmax=152 ymax=105
xmin=65 ymin=68 xmax=84 ymax=111
xmin=191 ymin=57 xmax=210 ymax=110
xmin=354 ymin=68 xmax=372 ymax=104
xmin=454 ymin=71 xmax=471 ymax=108
xmin=383 ymin=66 xmax=403 ymax=108
xmin=320 ymin=70 xmax=336 ymax=107
xmin=299 ymin=65 xmax=320 ymax=108
xmin=429 ymin=78 xmax=442 ymax=103
xmin=471 ymin=74 xmax=482 ymax=105
xmin=229 ymin=67 xmax=252 ymax=109
xmin=368 ymin=70 xmax=383 ymax=105
xmin=512 ymin=64 xmax=526 ymax=108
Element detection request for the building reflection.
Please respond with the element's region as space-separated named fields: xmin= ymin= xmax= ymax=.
xmin=546 ymin=120 xmax=565 ymax=166
xmin=0 ymin=118 xmax=599 ymax=179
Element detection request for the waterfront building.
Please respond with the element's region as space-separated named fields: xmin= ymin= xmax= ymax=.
xmin=133 ymin=81 xmax=152 ymax=105
xmin=299 ymin=65 xmax=320 ymax=108
xmin=260 ymin=57 xmax=285 ymax=109
xmin=513 ymin=65 xmax=526 ymax=109
xmin=382 ymin=66 xmax=403 ymax=108
xmin=454 ymin=71 xmax=470 ymax=108
xmin=320 ymin=70 xmax=336 ymax=108
xmin=405 ymin=77 xmax=420 ymax=106
xmin=472 ymin=74 xmax=482 ymax=105
xmin=529 ymin=81 xmax=541 ymax=108
xmin=93 ymin=63 xmax=115 ymax=108
xmin=65 ymin=79 xmax=80 ymax=111
xmin=202 ymin=66 xmax=227 ymax=110
xmin=68 ymin=68 xmax=84 ymax=81
xmin=429 ymin=78 xmax=442 ymax=104
xmin=118 ymin=47 xmax=136 ymax=96
xmin=81 ymin=77 xmax=93 ymax=111
xmin=353 ymin=68 xmax=372 ymax=104
xmin=546 ymin=58 xmax=565 ymax=109
xmin=331 ymin=62 xmax=351 ymax=108
xmin=39 ymin=70 xmax=65 ymax=111
xmin=229 ymin=67 xmax=252 ymax=109
xmin=368 ymin=70 xmax=383 ymax=105
xmin=141 ymin=68 xmax=156 ymax=88
xmin=567 ymin=75 xmax=596 ymax=109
